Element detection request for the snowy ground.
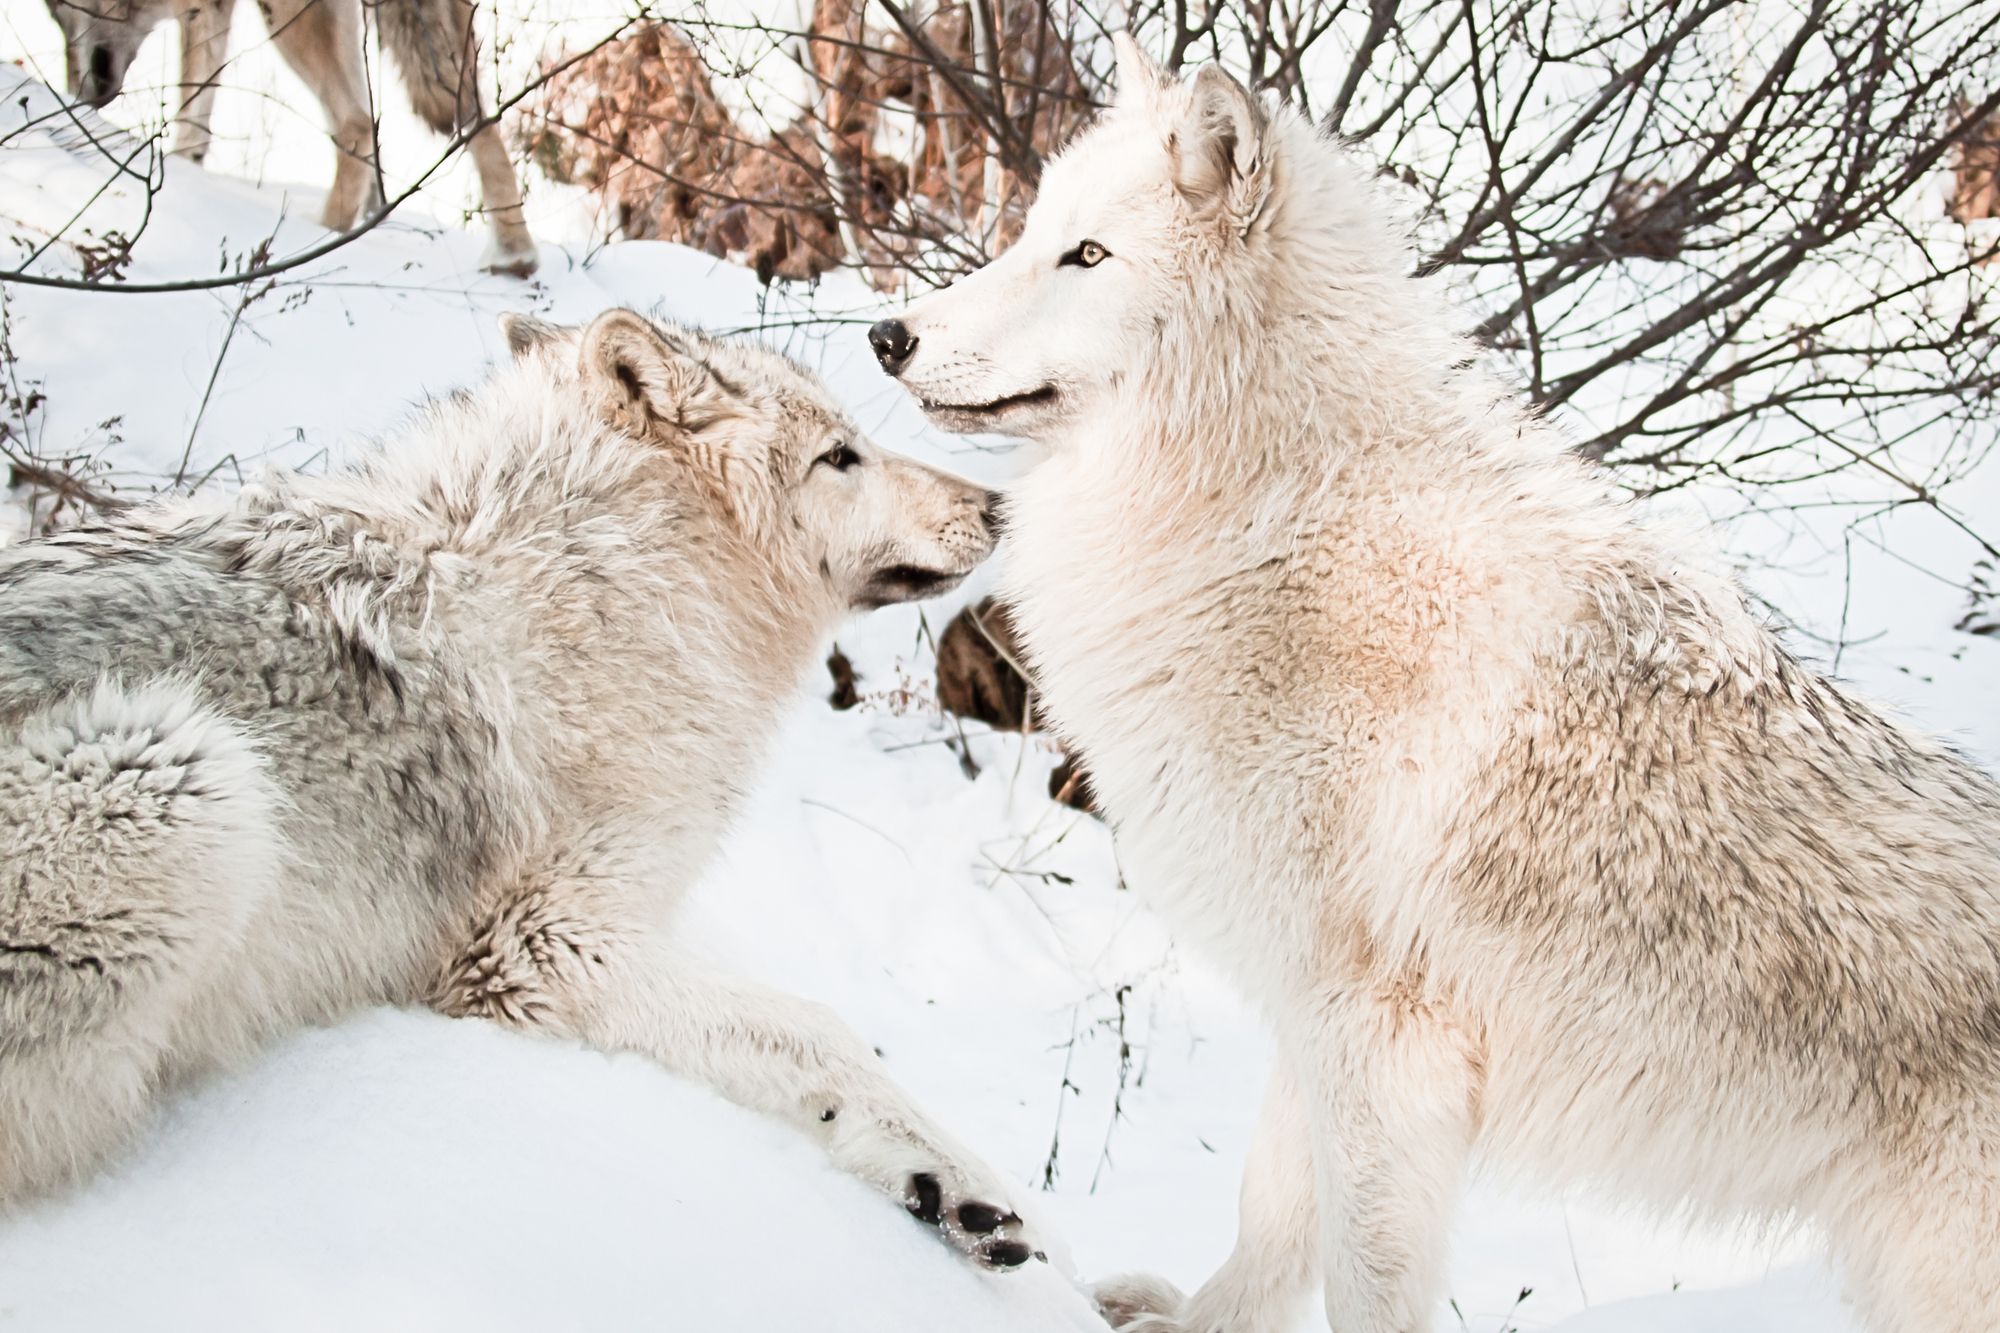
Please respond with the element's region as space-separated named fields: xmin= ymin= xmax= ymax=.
xmin=4 ymin=64 xmax=1997 ymax=1333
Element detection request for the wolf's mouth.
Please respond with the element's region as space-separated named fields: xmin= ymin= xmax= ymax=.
xmin=921 ymin=384 xmax=1059 ymax=417
xmin=857 ymin=563 xmax=971 ymax=608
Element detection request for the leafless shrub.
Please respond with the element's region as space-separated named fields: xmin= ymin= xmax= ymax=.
xmin=520 ymin=24 xmax=834 ymax=282
xmin=827 ymin=645 xmax=862 ymax=708
xmin=935 ymin=597 xmax=1033 ymax=730
xmin=517 ymin=1 xmax=1093 ymax=286
xmin=1 ymin=289 xmax=125 ymax=534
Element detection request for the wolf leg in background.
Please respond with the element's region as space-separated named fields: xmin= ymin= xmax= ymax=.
xmin=0 ymin=680 xmax=278 ymax=1200
xmin=265 ymin=0 xmax=383 ymax=234
xmin=870 ymin=32 xmax=2000 ymax=1333
xmin=373 ymin=0 xmax=536 ymax=274
xmin=171 ymin=0 xmax=232 ymax=164
xmin=432 ymin=869 xmax=1042 ymax=1270
xmin=41 ymin=0 xmax=538 ymax=274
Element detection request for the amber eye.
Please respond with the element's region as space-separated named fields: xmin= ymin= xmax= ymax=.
xmin=815 ymin=443 xmax=859 ymax=471
xmin=1058 ymin=240 xmax=1109 ymax=268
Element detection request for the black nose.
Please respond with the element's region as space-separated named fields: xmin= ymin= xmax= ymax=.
xmin=869 ymin=318 xmax=917 ymax=376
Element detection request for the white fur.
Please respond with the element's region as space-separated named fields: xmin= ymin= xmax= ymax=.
xmin=879 ymin=36 xmax=2000 ymax=1333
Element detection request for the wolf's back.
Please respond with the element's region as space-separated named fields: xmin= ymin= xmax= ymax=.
xmin=0 ymin=538 xmax=281 ymax=721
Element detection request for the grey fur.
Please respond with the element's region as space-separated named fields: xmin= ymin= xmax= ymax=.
xmin=0 ymin=310 xmax=1042 ymax=1269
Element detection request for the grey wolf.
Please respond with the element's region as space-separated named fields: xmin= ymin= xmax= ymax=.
xmin=0 ymin=308 xmax=1042 ymax=1269
xmin=871 ymin=35 xmax=2000 ymax=1333
xmin=44 ymin=0 xmax=538 ymax=274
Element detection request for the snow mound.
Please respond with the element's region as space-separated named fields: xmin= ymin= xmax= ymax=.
xmin=0 ymin=1013 xmax=1102 ymax=1333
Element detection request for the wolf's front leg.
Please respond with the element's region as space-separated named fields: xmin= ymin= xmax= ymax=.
xmin=1095 ymin=1060 xmax=1321 ymax=1332
xmin=172 ymin=0 xmax=232 ymax=163
xmin=429 ymin=874 xmax=1043 ymax=1270
xmin=1296 ymin=989 xmax=1481 ymax=1333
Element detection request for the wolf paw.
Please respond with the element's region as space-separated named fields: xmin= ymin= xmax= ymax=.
xmin=1092 ymin=1272 xmax=1188 ymax=1329
xmin=479 ymin=232 xmax=540 ymax=278
xmin=902 ymin=1170 xmax=1045 ymax=1271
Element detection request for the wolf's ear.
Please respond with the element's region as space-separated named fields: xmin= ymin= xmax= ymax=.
xmin=579 ymin=309 xmax=737 ymax=437
xmin=1111 ymin=32 xmax=1169 ymax=107
xmin=1170 ymin=65 xmax=1272 ymax=236
xmin=498 ymin=313 xmax=560 ymax=358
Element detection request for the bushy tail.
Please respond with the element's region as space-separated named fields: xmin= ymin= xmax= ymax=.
xmin=375 ymin=0 xmax=537 ymax=272
xmin=378 ymin=0 xmax=487 ymax=135
xmin=0 ymin=678 xmax=278 ymax=1201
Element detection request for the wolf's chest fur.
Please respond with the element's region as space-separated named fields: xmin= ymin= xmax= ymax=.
xmin=997 ymin=447 xmax=1551 ymax=1002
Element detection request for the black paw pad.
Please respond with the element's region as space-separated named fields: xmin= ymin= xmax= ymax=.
xmin=985 ymin=1240 xmax=1033 ymax=1268
xmin=956 ymin=1202 xmax=1013 ymax=1234
xmin=906 ymin=1172 xmax=943 ymax=1226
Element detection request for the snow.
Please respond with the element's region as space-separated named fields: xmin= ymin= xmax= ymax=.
xmin=2 ymin=59 xmax=1993 ymax=1333
xmin=0 ymin=1012 xmax=1104 ymax=1333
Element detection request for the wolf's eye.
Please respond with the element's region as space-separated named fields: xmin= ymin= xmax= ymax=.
xmin=1058 ymin=240 xmax=1109 ymax=269
xmin=815 ymin=443 xmax=859 ymax=472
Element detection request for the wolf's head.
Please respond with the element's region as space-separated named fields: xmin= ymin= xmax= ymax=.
xmin=871 ymin=35 xmax=1286 ymax=439
xmin=503 ymin=309 xmax=996 ymax=615
xmin=45 ymin=0 xmax=172 ymax=109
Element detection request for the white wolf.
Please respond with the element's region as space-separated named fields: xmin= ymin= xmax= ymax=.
xmin=870 ymin=35 xmax=2000 ymax=1333
xmin=43 ymin=0 xmax=538 ymax=274
xmin=0 ymin=308 xmax=1044 ymax=1270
